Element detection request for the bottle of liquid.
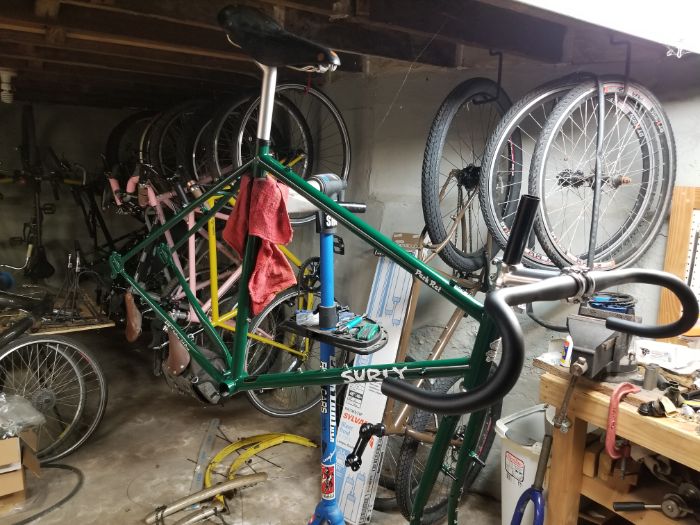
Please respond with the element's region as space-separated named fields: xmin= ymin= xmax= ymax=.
xmin=560 ymin=335 xmax=574 ymax=367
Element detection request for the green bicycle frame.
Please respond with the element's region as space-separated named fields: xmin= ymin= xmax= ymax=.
xmin=109 ymin=131 xmax=499 ymax=525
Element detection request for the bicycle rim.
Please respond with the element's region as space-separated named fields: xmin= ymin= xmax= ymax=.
xmin=530 ymin=78 xmax=675 ymax=269
xmin=479 ymin=75 xmax=588 ymax=268
xmin=148 ymin=100 xmax=207 ymax=179
xmin=0 ymin=335 xmax=107 ymax=463
xmin=275 ymin=84 xmax=351 ymax=183
xmin=422 ymin=78 xmax=511 ymax=273
xmin=245 ymin=288 xmax=324 ymax=417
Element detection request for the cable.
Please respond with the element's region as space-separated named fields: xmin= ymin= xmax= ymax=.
xmin=12 ymin=464 xmax=83 ymax=525
xmin=525 ymin=302 xmax=568 ymax=332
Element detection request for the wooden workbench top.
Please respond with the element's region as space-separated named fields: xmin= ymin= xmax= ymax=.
xmin=539 ymin=372 xmax=700 ymax=472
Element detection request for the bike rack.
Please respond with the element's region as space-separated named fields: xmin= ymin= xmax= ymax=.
xmin=475 ymin=49 xmax=504 ymax=105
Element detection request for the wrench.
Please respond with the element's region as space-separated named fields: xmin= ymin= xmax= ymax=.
xmin=552 ymin=357 xmax=588 ymax=433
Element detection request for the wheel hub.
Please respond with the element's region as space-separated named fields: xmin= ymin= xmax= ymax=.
xmin=455 ymin=165 xmax=481 ymax=191
xmin=31 ymin=388 xmax=56 ymax=412
xmin=556 ymin=168 xmax=589 ymax=188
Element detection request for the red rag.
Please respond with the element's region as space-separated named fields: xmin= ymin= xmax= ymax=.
xmin=222 ymin=175 xmax=297 ymax=315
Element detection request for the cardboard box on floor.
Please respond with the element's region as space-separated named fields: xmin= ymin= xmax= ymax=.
xmin=0 ymin=430 xmax=41 ymax=499
xmin=335 ymin=238 xmax=416 ymax=525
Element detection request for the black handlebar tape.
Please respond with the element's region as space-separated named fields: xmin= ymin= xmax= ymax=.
xmin=381 ymin=275 xmax=578 ymax=416
xmin=612 ymin=502 xmax=648 ymax=512
xmin=590 ymin=269 xmax=699 ymax=338
xmin=338 ymin=202 xmax=367 ymax=214
xmin=502 ymin=195 xmax=540 ymax=265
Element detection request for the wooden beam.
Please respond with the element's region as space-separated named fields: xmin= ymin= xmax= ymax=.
xmin=0 ymin=28 xmax=259 ymax=76
xmin=34 ymin=0 xmax=60 ymax=18
xmin=1 ymin=57 xmax=243 ymax=99
xmin=12 ymin=69 xmax=225 ymax=109
xmin=0 ymin=0 xmax=249 ymax=61
xmin=362 ymin=0 xmax=566 ymax=63
xmin=0 ymin=3 xmax=363 ymax=75
xmin=47 ymin=0 xmax=459 ymax=67
xmin=0 ymin=41 xmax=256 ymax=85
xmin=283 ymin=9 xmax=457 ymax=67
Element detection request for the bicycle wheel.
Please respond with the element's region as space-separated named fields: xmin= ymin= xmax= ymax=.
xmin=105 ymin=111 xmax=157 ymax=175
xmin=146 ymin=100 xmax=208 ymax=179
xmin=373 ymin=355 xmax=419 ymax=512
xmin=245 ymin=288 xmax=324 ymax=417
xmin=479 ymin=75 xmax=588 ymax=268
xmin=422 ymin=78 xmax=511 ymax=274
xmin=0 ymin=335 xmax=108 ymax=463
xmin=207 ymin=93 xmax=310 ymax=178
xmin=274 ymin=84 xmax=351 ymax=184
xmin=394 ymin=375 xmax=501 ymax=524
xmin=529 ymin=77 xmax=675 ymax=269
xmin=175 ymin=102 xmax=222 ymax=183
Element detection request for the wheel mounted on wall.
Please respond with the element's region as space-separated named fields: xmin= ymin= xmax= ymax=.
xmin=422 ymin=78 xmax=512 ymax=274
xmin=478 ymin=74 xmax=590 ymax=269
xmin=529 ymin=77 xmax=676 ymax=270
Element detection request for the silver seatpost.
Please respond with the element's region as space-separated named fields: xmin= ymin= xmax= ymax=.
xmin=256 ymin=63 xmax=277 ymax=141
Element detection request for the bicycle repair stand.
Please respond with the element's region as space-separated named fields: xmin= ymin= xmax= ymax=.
xmin=309 ymin=207 xmax=344 ymax=525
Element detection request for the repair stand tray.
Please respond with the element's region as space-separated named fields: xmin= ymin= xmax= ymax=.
xmin=281 ymin=317 xmax=388 ymax=355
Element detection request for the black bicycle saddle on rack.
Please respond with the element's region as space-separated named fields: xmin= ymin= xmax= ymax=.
xmin=217 ymin=5 xmax=340 ymax=72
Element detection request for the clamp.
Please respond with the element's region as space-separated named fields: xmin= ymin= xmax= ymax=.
xmin=605 ymin=382 xmax=640 ymax=460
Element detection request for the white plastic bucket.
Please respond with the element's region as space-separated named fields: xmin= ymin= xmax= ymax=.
xmin=495 ymin=404 xmax=549 ymax=525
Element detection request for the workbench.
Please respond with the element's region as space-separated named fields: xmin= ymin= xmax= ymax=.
xmin=536 ymin=359 xmax=699 ymax=525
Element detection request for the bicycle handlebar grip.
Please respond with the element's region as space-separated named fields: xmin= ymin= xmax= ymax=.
xmin=382 ymin=267 xmax=698 ymax=416
xmin=502 ymin=195 xmax=540 ymax=266
xmin=590 ymin=269 xmax=699 ymax=338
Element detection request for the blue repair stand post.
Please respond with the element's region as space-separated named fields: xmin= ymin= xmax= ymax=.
xmin=309 ymin=210 xmax=344 ymax=525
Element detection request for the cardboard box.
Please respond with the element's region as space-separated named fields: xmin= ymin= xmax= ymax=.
xmin=0 ymin=430 xmax=40 ymax=498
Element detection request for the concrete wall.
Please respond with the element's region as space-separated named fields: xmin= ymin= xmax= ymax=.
xmin=0 ymin=103 xmax=133 ymax=277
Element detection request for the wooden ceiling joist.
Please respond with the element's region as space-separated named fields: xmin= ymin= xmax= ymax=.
xmin=0 ymin=0 xmax=669 ymax=108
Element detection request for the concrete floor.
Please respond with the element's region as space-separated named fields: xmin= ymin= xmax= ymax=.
xmin=2 ymin=328 xmax=501 ymax=525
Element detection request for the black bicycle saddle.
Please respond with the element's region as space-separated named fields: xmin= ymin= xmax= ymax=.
xmin=217 ymin=5 xmax=340 ymax=72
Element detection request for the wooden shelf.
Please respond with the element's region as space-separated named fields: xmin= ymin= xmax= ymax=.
xmin=581 ymin=475 xmax=694 ymax=525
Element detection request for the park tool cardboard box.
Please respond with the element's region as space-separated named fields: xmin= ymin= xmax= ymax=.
xmin=0 ymin=430 xmax=40 ymax=498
